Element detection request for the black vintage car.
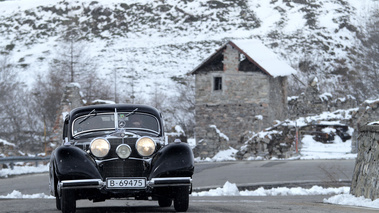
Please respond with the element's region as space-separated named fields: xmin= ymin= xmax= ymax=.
xmin=49 ymin=104 xmax=194 ymax=213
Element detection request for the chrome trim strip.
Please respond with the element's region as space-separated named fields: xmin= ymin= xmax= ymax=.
xmin=59 ymin=179 xmax=104 ymax=191
xmin=95 ymin=158 xmax=119 ymax=164
xmin=148 ymin=177 xmax=192 ymax=187
xmin=95 ymin=157 xmax=150 ymax=165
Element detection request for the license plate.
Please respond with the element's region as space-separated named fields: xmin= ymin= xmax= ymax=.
xmin=106 ymin=178 xmax=146 ymax=189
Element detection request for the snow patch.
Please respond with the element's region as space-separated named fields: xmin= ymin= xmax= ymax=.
xmin=174 ymin=125 xmax=185 ymax=136
xmin=192 ymin=181 xmax=379 ymax=209
xmin=324 ymin=194 xmax=379 ymax=209
xmin=0 ymin=139 xmax=16 ymax=147
xmin=194 ymin=147 xmax=237 ymax=162
xmin=0 ymin=164 xmax=49 ymax=178
xmin=300 ymin=134 xmax=356 ymax=160
xmin=0 ymin=190 xmax=54 ymax=199
xmin=319 ymin=93 xmax=332 ymax=102
xmin=209 ymin=125 xmax=229 ymax=141
xmin=231 ymin=39 xmax=297 ymax=77
xmin=192 ymin=181 xmax=349 ymax=197
xmin=255 ymin=115 xmax=263 ymax=120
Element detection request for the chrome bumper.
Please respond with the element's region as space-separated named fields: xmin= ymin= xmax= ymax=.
xmin=149 ymin=177 xmax=192 ymax=187
xmin=58 ymin=177 xmax=192 ymax=192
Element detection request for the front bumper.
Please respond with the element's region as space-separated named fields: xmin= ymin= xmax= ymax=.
xmin=58 ymin=177 xmax=192 ymax=193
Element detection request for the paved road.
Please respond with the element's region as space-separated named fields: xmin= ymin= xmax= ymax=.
xmin=0 ymin=195 xmax=377 ymax=213
xmin=0 ymin=159 xmax=356 ymax=196
xmin=1 ymin=159 xmax=373 ymax=213
xmin=193 ymin=159 xmax=355 ymax=190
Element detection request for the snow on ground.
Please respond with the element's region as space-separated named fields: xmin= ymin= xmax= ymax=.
xmin=195 ymin=147 xmax=238 ymax=162
xmin=0 ymin=190 xmax=53 ymax=199
xmin=324 ymin=193 xmax=379 ymax=209
xmin=0 ymin=180 xmax=378 ymax=210
xmin=0 ymin=164 xmax=49 ymax=178
xmin=192 ymin=181 xmax=350 ymax=197
xmin=300 ymin=134 xmax=357 ymax=160
xmin=192 ymin=181 xmax=379 ymax=209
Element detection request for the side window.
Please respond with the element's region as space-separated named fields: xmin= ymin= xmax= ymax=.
xmin=62 ymin=117 xmax=69 ymax=141
xmin=213 ymin=77 xmax=222 ymax=91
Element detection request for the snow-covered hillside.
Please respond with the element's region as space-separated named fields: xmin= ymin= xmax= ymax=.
xmin=0 ymin=0 xmax=376 ymax=100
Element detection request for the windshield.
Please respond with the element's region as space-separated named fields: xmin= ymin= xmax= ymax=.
xmin=72 ymin=112 xmax=160 ymax=137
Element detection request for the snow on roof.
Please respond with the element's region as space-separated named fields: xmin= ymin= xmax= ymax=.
xmin=190 ymin=39 xmax=297 ymax=77
xmin=230 ymin=39 xmax=297 ymax=77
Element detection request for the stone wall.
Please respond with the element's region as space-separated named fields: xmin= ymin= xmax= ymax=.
xmin=269 ymin=76 xmax=288 ymax=120
xmin=192 ymin=125 xmax=230 ymax=159
xmin=236 ymin=124 xmax=296 ymax=160
xmin=194 ymin=103 xmax=268 ymax=148
xmin=349 ymin=100 xmax=379 ymax=153
xmin=350 ymin=124 xmax=379 ymax=200
xmin=288 ymin=77 xmax=357 ymax=119
xmin=237 ymin=121 xmax=352 ymax=160
xmin=194 ymin=44 xmax=288 ymax=157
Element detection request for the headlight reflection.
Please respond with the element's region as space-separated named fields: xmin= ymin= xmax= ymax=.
xmin=136 ymin=137 xmax=156 ymax=157
xmin=90 ymin=138 xmax=110 ymax=158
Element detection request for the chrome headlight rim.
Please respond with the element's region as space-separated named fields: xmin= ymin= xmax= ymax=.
xmin=116 ymin=144 xmax=132 ymax=159
xmin=90 ymin=138 xmax=110 ymax=158
xmin=135 ymin=136 xmax=156 ymax=157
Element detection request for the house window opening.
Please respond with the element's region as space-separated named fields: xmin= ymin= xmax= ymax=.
xmin=214 ymin=77 xmax=222 ymax=91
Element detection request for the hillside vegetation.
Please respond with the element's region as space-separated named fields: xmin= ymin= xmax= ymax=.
xmin=0 ymin=0 xmax=378 ymax=153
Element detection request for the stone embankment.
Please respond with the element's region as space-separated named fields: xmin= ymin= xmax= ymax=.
xmin=350 ymin=124 xmax=379 ymax=200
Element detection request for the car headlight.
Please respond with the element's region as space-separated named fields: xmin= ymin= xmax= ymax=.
xmin=90 ymin=138 xmax=110 ymax=158
xmin=136 ymin=137 xmax=156 ymax=157
xmin=116 ymin=144 xmax=132 ymax=159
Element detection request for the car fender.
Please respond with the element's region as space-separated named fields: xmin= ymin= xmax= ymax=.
xmin=149 ymin=142 xmax=194 ymax=179
xmin=52 ymin=145 xmax=102 ymax=181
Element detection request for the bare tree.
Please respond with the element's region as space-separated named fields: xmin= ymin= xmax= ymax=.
xmin=0 ymin=53 xmax=44 ymax=152
xmin=163 ymin=76 xmax=196 ymax=137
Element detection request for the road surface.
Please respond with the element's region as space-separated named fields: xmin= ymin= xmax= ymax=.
xmin=1 ymin=159 xmax=375 ymax=213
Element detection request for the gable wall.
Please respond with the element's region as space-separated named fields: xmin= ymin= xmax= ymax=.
xmin=194 ymin=44 xmax=288 ymax=148
xmin=269 ymin=76 xmax=288 ymax=120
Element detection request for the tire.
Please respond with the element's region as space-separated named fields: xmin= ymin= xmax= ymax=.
xmin=56 ymin=195 xmax=61 ymax=210
xmin=173 ymin=186 xmax=189 ymax=212
xmin=158 ymin=196 xmax=172 ymax=207
xmin=55 ymin=181 xmax=61 ymax=210
xmin=61 ymin=189 xmax=76 ymax=213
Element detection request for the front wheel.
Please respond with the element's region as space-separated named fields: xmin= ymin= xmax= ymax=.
xmin=61 ymin=189 xmax=76 ymax=213
xmin=173 ymin=186 xmax=189 ymax=212
xmin=158 ymin=196 xmax=172 ymax=207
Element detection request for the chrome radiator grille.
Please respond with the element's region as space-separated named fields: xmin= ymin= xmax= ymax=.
xmin=101 ymin=138 xmax=145 ymax=178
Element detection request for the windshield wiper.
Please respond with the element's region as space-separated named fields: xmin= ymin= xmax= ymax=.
xmin=79 ymin=109 xmax=97 ymax=124
xmin=124 ymin=108 xmax=138 ymax=117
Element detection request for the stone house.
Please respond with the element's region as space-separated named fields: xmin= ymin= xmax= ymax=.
xmin=189 ymin=39 xmax=297 ymax=155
